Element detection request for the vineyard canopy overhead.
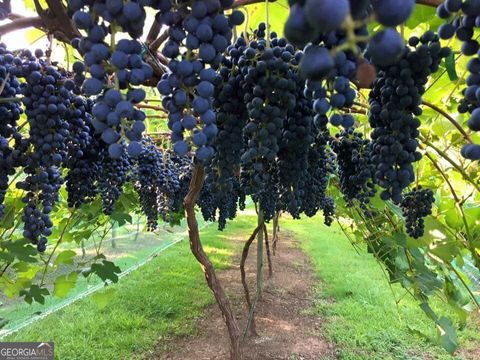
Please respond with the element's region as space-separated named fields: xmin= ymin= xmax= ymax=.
xmin=0 ymin=0 xmax=479 ymax=359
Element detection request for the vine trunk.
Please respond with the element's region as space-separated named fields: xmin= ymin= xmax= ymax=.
xmin=184 ymin=164 xmax=243 ymax=360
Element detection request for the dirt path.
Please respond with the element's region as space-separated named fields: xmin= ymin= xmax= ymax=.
xmin=148 ymin=230 xmax=337 ymax=360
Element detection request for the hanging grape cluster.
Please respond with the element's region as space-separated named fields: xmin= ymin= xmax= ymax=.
xmin=436 ymin=0 xmax=480 ymax=160
xmin=134 ymin=141 xmax=193 ymax=229
xmin=401 ymin=187 xmax=435 ymax=238
xmin=196 ymin=25 xmax=337 ymax=227
xmin=68 ymin=0 xmax=152 ymax=158
xmin=368 ymin=32 xmax=450 ymax=203
xmin=0 ymin=0 xmax=477 ymax=255
xmin=331 ymin=129 xmax=376 ymax=209
xmin=0 ymin=44 xmax=24 ymax=219
xmin=155 ymin=0 xmax=244 ymax=160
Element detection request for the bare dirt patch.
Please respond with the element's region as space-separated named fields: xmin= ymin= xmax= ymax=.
xmin=147 ymin=230 xmax=337 ymax=360
xmin=458 ymin=311 xmax=480 ymax=360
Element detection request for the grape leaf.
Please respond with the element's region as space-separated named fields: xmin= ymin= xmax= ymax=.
xmin=90 ymin=260 xmax=122 ymax=283
xmin=54 ymin=250 xmax=77 ymax=267
xmin=92 ymin=287 xmax=117 ymax=309
xmin=19 ymin=284 xmax=50 ymax=305
xmin=53 ymin=272 xmax=78 ymax=298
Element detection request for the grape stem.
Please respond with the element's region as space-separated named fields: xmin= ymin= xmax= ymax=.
xmin=146 ymin=17 xmax=162 ymax=45
xmin=149 ymin=29 xmax=169 ymax=52
xmin=255 ymin=209 xmax=264 ymax=299
xmin=46 ymin=33 xmax=54 ymax=66
xmin=421 ymin=100 xmax=473 ymax=144
xmin=0 ymin=263 xmax=11 ymax=278
xmin=136 ymin=103 xmax=167 ymax=113
xmin=416 ymin=0 xmax=442 ymax=6
xmin=353 ymin=101 xmax=369 ymax=109
xmin=95 ymin=222 xmax=115 ymax=256
xmin=231 ymin=0 xmax=277 ymax=8
xmin=423 ymin=151 xmax=480 ymax=271
xmin=419 ymin=136 xmax=480 ymax=193
xmin=0 ymin=97 xmax=22 ymax=103
xmin=0 ymin=0 xmax=80 ymax=42
xmin=0 ymin=73 xmax=10 ymax=95
xmin=447 ymin=263 xmax=480 ymax=308
xmin=265 ymin=0 xmax=270 ymax=48
xmin=40 ymin=210 xmax=77 ymax=286
xmin=343 ymin=107 xmax=367 ymax=115
xmin=0 ymin=0 xmax=441 ymax=44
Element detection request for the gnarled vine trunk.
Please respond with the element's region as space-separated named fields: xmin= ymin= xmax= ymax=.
xmin=272 ymin=210 xmax=280 ymax=255
xmin=184 ymin=164 xmax=243 ymax=360
xmin=263 ymin=224 xmax=273 ymax=277
xmin=240 ymin=225 xmax=261 ymax=336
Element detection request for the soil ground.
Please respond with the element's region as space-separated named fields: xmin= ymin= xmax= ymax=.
xmin=148 ymin=230 xmax=338 ymax=360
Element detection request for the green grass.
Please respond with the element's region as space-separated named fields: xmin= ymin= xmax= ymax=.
xmin=282 ymin=215 xmax=479 ymax=360
xmin=0 ymin=217 xmax=194 ymax=330
xmin=5 ymin=211 xmax=478 ymax=360
xmin=5 ymin=214 xmax=257 ymax=360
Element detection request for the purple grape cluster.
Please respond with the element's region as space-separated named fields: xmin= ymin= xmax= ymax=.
xmin=437 ymin=0 xmax=480 ymax=160
xmin=401 ymin=187 xmax=435 ymax=238
xmin=14 ymin=51 xmax=74 ymax=251
xmin=235 ymin=27 xmax=298 ymax=196
xmin=155 ymin=0 xmax=244 ymax=161
xmin=0 ymin=43 xmax=24 ymax=219
xmin=369 ymin=32 xmax=450 ymax=203
xmin=437 ymin=0 xmax=480 ymax=56
xmin=285 ymin=0 xmax=413 ymax=70
xmin=68 ymin=0 xmax=153 ymax=158
xmin=331 ymin=128 xmax=376 ymax=209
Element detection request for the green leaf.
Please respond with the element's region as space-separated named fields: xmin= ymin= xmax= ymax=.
xmin=444 ymin=208 xmax=463 ymax=230
xmin=0 ymin=277 xmax=31 ymax=298
xmin=13 ymin=262 xmax=41 ymax=280
xmin=393 ymin=233 xmax=407 ymax=247
xmin=429 ymin=239 xmax=459 ymax=263
xmin=436 ymin=317 xmax=458 ymax=354
xmin=118 ymin=191 xmax=138 ymax=211
xmin=420 ymin=302 xmax=439 ymax=322
xmin=1 ymin=240 xmax=38 ymax=263
xmin=420 ymin=303 xmax=459 ymax=354
xmin=25 ymin=28 xmax=46 ymax=45
xmin=463 ymin=203 xmax=480 ymax=229
xmin=91 ymin=287 xmax=117 ymax=309
xmin=245 ymin=0 xmax=289 ymax=36
xmin=19 ymin=285 xmax=50 ymax=305
xmin=407 ymin=325 xmax=432 ymax=342
xmin=23 ymin=0 xmax=49 ymax=11
xmin=406 ymin=5 xmax=443 ymax=31
xmin=444 ymin=277 xmax=469 ymax=308
xmin=110 ymin=211 xmax=133 ymax=226
xmin=90 ymin=260 xmax=122 ymax=283
xmin=394 ymin=249 xmax=409 ymax=272
xmin=53 ymin=250 xmax=77 ymax=267
xmin=53 ymin=272 xmax=78 ymax=298
xmin=444 ymin=53 xmax=459 ymax=81
xmin=23 ymin=0 xmax=36 ymax=10
xmin=370 ymin=192 xmax=386 ymax=211
xmin=0 ymin=206 xmax=15 ymax=230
